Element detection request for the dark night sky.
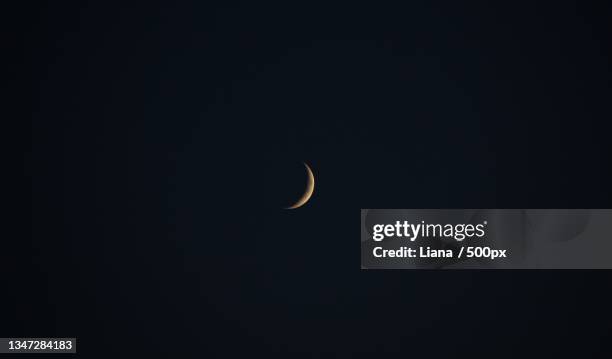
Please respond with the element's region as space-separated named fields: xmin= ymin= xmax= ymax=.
xmin=14 ymin=1 xmax=612 ymax=357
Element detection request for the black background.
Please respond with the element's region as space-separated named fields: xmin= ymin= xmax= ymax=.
xmin=13 ymin=1 xmax=612 ymax=357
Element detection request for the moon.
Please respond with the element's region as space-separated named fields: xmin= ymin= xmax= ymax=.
xmin=286 ymin=162 xmax=315 ymax=209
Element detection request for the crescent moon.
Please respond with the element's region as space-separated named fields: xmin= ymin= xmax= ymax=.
xmin=286 ymin=162 xmax=315 ymax=209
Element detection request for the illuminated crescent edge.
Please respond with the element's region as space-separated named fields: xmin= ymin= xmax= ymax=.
xmin=286 ymin=162 xmax=315 ymax=209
